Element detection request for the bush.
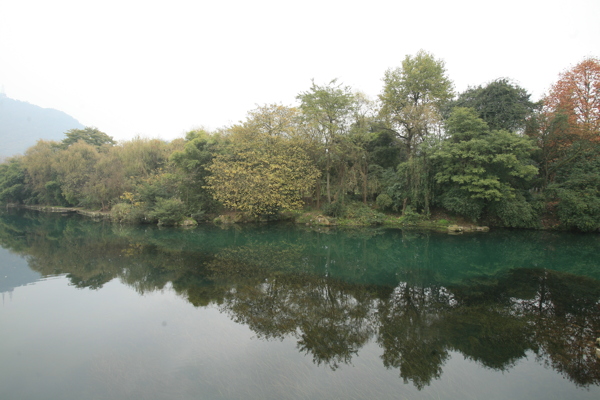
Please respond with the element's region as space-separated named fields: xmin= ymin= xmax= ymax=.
xmin=438 ymin=188 xmax=485 ymax=222
xmin=322 ymin=201 xmax=346 ymax=218
xmin=554 ymin=189 xmax=600 ymax=232
xmin=398 ymin=206 xmax=425 ymax=225
xmin=340 ymin=202 xmax=385 ymax=225
xmin=376 ymin=193 xmax=394 ymax=211
xmin=148 ymin=197 xmax=186 ymax=226
xmin=111 ymin=203 xmax=148 ymax=224
xmin=487 ymin=194 xmax=541 ymax=228
xmin=547 ymin=143 xmax=600 ymax=232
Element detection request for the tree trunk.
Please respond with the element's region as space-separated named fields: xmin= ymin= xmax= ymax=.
xmin=326 ymin=150 xmax=332 ymax=204
xmin=362 ymin=164 xmax=368 ymax=204
xmin=316 ymin=179 xmax=321 ymax=209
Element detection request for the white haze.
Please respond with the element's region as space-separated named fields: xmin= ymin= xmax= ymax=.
xmin=0 ymin=0 xmax=598 ymax=141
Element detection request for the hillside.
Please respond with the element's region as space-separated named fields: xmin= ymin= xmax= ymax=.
xmin=0 ymin=93 xmax=84 ymax=161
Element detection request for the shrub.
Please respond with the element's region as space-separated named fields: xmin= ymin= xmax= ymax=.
xmin=322 ymin=201 xmax=346 ymax=218
xmin=111 ymin=203 xmax=148 ymax=224
xmin=438 ymin=188 xmax=485 ymax=222
xmin=554 ymin=188 xmax=600 ymax=232
xmin=487 ymin=194 xmax=541 ymax=228
xmin=398 ymin=206 xmax=425 ymax=225
xmin=376 ymin=193 xmax=394 ymax=211
xmin=148 ymin=197 xmax=186 ymax=226
xmin=340 ymin=202 xmax=385 ymax=225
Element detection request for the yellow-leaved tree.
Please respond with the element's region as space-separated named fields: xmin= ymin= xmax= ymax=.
xmin=206 ymin=105 xmax=320 ymax=216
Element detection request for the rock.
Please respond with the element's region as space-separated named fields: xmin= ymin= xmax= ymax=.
xmin=447 ymin=225 xmax=463 ymax=233
xmin=178 ymin=218 xmax=198 ymax=227
xmin=448 ymin=224 xmax=489 ymax=233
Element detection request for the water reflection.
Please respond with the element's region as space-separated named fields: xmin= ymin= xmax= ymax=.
xmin=1 ymin=209 xmax=599 ymax=389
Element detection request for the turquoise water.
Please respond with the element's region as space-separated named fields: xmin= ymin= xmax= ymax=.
xmin=1 ymin=210 xmax=599 ymax=399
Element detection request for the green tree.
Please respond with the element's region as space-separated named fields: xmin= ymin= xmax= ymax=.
xmin=21 ymin=140 xmax=65 ymax=205
xmin=61 ymin=127 xmax=116 ymax=148
xmin=379 ymin=50 xmax=453 ymax=158
xmin=82 ymin=147 xmax=126 ymax=210
xmin=379 ymin=50 xmax=453 ymax=213
xmin=54 ymin=141 xmax=100 ymax=205
xmin=297 ymin=79 xmax=356 ymax=204
xmin=451 ymin=78 xmax=537 ymax=132
xmin=117 ymin=136 xmax=171 ymax=179
xmin=0 ymin=157 xmax=28 ymax=204
xmin=547 ymin=141 xmax=600 ymax=231
xmin=170 ymin=129 xmax=223 ymax=215
xmin=434 ymin=108 xmax=538 ymax=223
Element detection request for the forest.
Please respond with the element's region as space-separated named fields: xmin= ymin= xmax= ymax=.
xmin=0 ymin=51 xmax=599 ymax=231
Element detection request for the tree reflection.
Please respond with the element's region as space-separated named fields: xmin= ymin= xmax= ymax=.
xmin=377 ymin=282 xmax=451 ymax=389
xmin=1 ymin=210 xmax=599 ymax=388
xmin=205 ymin=242 xmax=377 ymax=369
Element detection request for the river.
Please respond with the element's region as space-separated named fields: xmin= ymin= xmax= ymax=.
xmin=1 ymin=209 xmax=599 ymax=399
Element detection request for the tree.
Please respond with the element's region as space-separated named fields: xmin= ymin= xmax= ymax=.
xmin=434 ymin=108 xmax=538 ymax=223
xmin=0 ymin=157 xmax=28 ymax=204
xmin=526 ymin=58 xmax=600 ymax=188
xmin=62 ymin=127 xmax=116 ymax=148
xmin=451 ymin=78 xmax=537 ymax=132
xmin=379 ymin=50 xmax=453 ymax=158
xmin=297 ymin=79 xmax=356 ymax=204
xmin=544 ymin=57 xmax=600 ymax=141
xmin=54 ymin=141 xmax=100 ymax=205
xmin=118 ymin=136 xmax=171 ymax=179
xmin=379 ymin=50 xmax=453 ymax=214
xmin=206 ymin=107 xmax=320 ymax=216
xmin=243 ymin=104 xmax=301 ymax=139
xmin=21 ymin=140 xmax=65 ymax=205
xmin=82 ymin=147 xmax=126 ymax=210
xmin=547 ymin=141 xmax=600 ymax=232
xmin=170 ymin=129 xmax=223 ymax=215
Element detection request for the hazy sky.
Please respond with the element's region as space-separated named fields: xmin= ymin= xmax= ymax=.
xmin=1 ymin=0 xmax=598 ymax=142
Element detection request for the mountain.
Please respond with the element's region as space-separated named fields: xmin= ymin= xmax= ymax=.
xmin=0 ymin=93 xmax=84 ymax=161
xmin=0 ymin=247 xmax=42 ymax=296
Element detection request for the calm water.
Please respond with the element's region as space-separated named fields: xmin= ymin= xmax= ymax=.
xmin=1 ymin=210 xmax=599 ymax=400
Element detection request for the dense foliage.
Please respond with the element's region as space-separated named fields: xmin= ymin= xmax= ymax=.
xmin=1 ymin=54 xmax=599 ymax=231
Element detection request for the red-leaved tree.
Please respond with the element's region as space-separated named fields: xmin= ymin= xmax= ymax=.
xmin=544 ymin=57 xmax=600 ymax=141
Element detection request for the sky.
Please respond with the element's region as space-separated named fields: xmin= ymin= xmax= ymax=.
xmin=1 ymin=0 xmax=599 ymax=142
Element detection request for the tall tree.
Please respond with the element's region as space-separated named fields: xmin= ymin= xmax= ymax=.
xmin=526 ymin=58 xmax=600 ymax=188
xmin=61 ymin=127 xmax=116 ymax=148
xmin=21 ymin=140 xmax=64 ymax=205
xmin=0 ymin=157 xmax=28 ymax=204
xmin=543 ymin=57 xmax=600 ymax=141
xmin=451 ymin=78 xmax=537 ymax=132
xmin=82 ymin=147 xmax=126 ymax=210
xmin=434 ymin=108 xmax=538 ymax=224
xmin=54 ymin=141 xmax=100 ymax=205
xmin=206 ymin=106 xmax=320 ymax=216
xmin=297 ymin=79 xmax=356 ymax=204
xmin=379 ymin=50 xmax=453 ymax=158
xmin=170 ymin=129 xmax=223 ymax=214
xmin=546 ymin=141 xmax=600 ymax=232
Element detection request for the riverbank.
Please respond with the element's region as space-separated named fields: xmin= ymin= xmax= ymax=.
xmin=10 ymin=204 xmax=111 ymax=220
xmin=3 ymin=203 xmax=539 ymax=233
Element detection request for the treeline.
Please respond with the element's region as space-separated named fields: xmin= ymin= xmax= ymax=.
xmin=1 ymin=51 xmax=599 ymax=231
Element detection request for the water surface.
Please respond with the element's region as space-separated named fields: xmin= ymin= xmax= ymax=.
xmin=1 ymin=210 xmax=599 ymax=399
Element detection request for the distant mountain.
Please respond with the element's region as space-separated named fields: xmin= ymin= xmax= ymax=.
xmin=0 ymin=93 xmax=84 ymax=161
xmin=0 ymin=247 xmax=42 ymax=296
